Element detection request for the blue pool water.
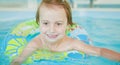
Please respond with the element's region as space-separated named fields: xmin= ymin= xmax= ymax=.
xmin=0 ymin=10 xmax=120 ymax=65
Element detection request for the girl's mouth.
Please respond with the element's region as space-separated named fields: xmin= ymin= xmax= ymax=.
xmin=46 ymin=34 xmax=58 ymax=39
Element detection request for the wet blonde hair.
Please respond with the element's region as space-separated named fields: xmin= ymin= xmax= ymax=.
xmin=36 ymin=0 xmax=73 ymax=26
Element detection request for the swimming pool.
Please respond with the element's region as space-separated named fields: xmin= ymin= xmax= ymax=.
xmin=0 ymin=10 xmax=120 ymax=65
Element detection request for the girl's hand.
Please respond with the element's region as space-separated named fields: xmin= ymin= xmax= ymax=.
xmin=10 ymin=60 xmax=21 ymax=65
xmin=10 ymin=57 xmax=23 ymax=65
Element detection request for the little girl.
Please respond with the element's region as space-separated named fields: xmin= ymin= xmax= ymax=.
xmin=11 ymin=0 xmax=120 ymax=65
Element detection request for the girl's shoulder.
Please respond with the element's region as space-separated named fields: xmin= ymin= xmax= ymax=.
xmin=65 ymin=36 xmax=85 ymax=46
xmin=62 ymin=36 xmax=76 ymax=47
xmin=29 ymin=34 xmax=42 ymax=49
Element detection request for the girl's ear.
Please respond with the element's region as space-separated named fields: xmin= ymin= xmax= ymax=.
xmin=66 ymin=24 xmax=70 ymax=31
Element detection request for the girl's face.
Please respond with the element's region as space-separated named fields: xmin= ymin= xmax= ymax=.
xmin=39 ymin=6 xmax=68 ymax=43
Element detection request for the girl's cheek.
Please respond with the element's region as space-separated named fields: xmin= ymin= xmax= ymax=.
xmin=40 ymin=26 xmax=47 ymax=32
xmin=58 ymin=27 xmax=66 ymax=32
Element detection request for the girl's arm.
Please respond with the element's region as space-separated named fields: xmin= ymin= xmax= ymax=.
xmin=10 ymin=41 xmax=38 ymax=65
xmin=100 ymin=48 xmax=120 ymax=61
xmin=73 ymin=40 xmax=120 ymax=61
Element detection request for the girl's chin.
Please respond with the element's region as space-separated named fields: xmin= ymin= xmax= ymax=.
xmin=46 ymin=36 xmax=59 ymax=42
xmin=46 ymin=39 xmax=58 ymax=43
xmin=45 ymin=35 xmax=64 ymax=43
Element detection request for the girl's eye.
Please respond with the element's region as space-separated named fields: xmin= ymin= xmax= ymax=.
xmin=43 ymin=22 xmax=48 ymax=25
xmin=56 ymin=23 xmax=62 ymax=26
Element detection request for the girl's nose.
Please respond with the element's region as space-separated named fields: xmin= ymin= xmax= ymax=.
xmin=49 ymin=24 xmax=56 ymax=33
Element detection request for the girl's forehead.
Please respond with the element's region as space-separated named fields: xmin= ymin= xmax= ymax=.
xmin=40 ymin=6 xmax=67 ymax=19
xmin=39 ymin=4 xmax=67 ymax=22
xmin=40 ymin=3 xmax=65 ymax=14
xmin=40 ymin=3 xmax=63 ymax=9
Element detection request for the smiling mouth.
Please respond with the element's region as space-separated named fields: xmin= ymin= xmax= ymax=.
xmin=46 ymin=34 xmax=58 ymax=39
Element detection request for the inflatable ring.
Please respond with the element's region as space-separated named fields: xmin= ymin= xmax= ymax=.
xmin=4 ymin=20 xmax=92 ymax=64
